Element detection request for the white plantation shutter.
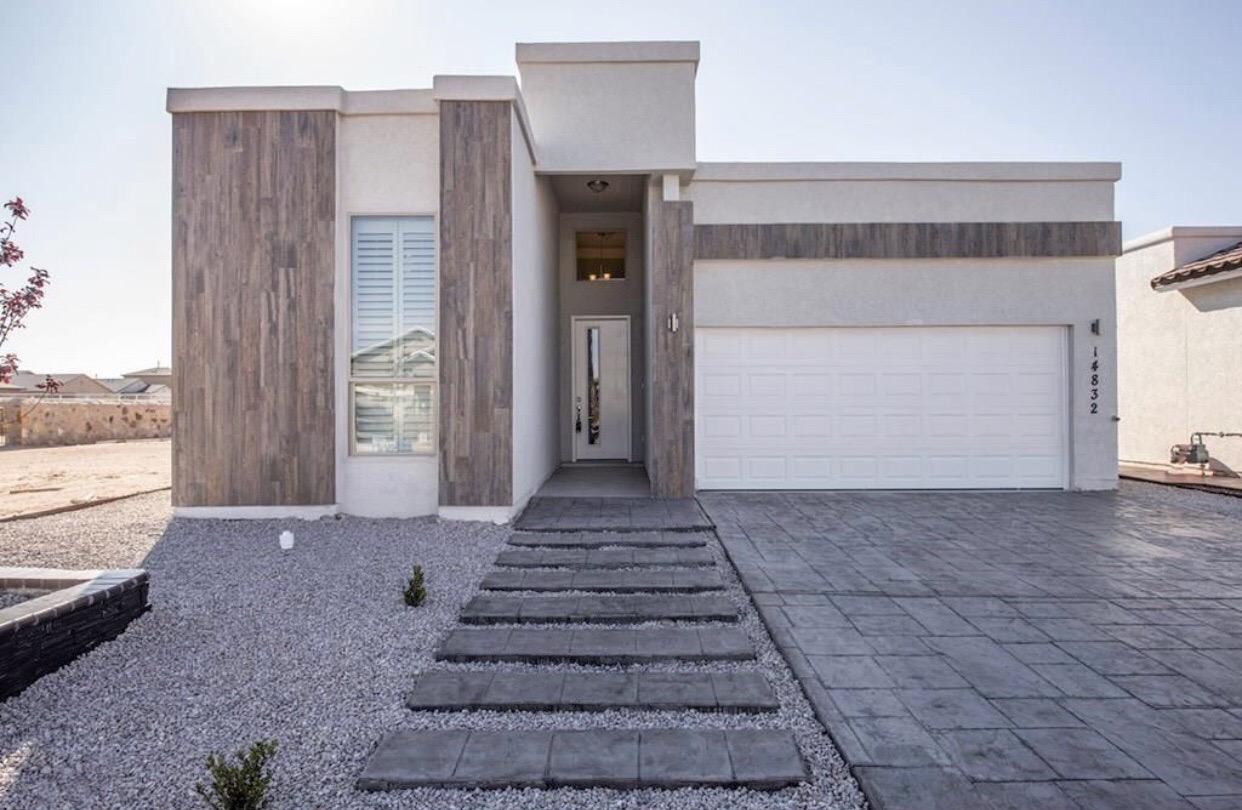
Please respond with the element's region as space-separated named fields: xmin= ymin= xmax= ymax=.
xmin=398 ymin=218 xmax=436 ymax=378
xmin=351 ymin=219 xmax=398 ymax=377
xmin=351 ymin=216 xmax=436 ymax=454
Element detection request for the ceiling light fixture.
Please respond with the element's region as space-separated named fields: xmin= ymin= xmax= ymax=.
xmin=586 ymin=178 xmax=610 ymax=193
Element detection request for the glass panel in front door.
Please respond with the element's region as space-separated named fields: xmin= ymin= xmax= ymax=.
xmin=586 ymin=326 xmax=601 ymax=444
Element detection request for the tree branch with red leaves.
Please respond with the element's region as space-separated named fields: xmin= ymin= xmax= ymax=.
xmin=0 ymin=197 xmax=58 ymax=392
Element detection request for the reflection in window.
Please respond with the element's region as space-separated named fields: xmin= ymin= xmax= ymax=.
xmin=353 ymin=383 xmax=434 ymax=454
xmin=587 ymin=327 xmax=601 ymax=444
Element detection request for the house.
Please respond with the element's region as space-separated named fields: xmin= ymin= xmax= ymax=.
xmin=99 ymin=377 xmax=151 ymax=395
xmin=99 ymin=367 xmax=174 ymax=397
xmin=122 ymin=366 xmax=173 ymax=390
xmin=5 ymin=372 xmax=112 ymax=396
xmin=1116 ymin=227 xmax=1242 ymax=477
xmin=167 ymin=40 xmax=1122 ymax=520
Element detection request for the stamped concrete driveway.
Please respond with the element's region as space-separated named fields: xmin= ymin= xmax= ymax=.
xmin=701 ymin=482 xmax=1242 ymax=810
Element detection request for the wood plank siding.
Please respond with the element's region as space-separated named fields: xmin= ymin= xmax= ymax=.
xmin=647 ymin=196 xmax=696 ymax=498
xmin=438 ymin=101 xmax=514 ymax=506
xmin=171 ymin=111 xmax=336 ymax=506
xmin=694 ymin=221 xmax=1123 ymax=261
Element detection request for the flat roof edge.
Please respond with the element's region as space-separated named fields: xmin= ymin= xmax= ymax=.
xmin=1124 ymin=226 xmax=1242 ymax=254
xmin=693 ymin=162 xmax=1123 ymax=183
xmin=516 ymin=41 xmax=699 ymax=65
xmin=166 ymin=87 xmax=437 ymax=115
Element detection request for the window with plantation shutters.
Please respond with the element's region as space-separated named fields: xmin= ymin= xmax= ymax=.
xmin=350 ymin=216 xmax=435 ymax=454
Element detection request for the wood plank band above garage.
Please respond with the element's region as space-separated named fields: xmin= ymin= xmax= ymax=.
xmin=694 ymin=221 xmax=1123 ymax=260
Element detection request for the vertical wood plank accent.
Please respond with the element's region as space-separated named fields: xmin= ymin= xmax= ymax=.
xmin=438 ymin=101 xmax=513 ymax=506
xmin=647 ymin=196 xmax=696 ymax=497
xmin=171 ymin=110 xmax=336 ymax=506
xmin=693 ymin=221 xmax=1123 ymax=260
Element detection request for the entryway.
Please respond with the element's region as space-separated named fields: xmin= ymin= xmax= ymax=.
xmin=536 ymin=462 xmax=650 ymax=498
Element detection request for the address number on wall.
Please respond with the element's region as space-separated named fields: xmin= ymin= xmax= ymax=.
xmin=1089 ymin=346 xmax=1101 ymax=414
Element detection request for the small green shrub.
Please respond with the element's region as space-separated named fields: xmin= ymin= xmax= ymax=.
xmin=195 ymin=740 xmax=277 ymax=810
xmin=404 ymin=565 xmax=427 ymax=607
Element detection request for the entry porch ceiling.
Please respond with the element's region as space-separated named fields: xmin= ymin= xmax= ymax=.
xmin=548 ymin=174 xmax=645 ymax=213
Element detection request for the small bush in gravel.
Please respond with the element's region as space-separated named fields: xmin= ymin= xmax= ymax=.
xmin=403 ymin=565 xmax=427 ymax=607
xmin=194 ymin=740 xmax=277 ymax=810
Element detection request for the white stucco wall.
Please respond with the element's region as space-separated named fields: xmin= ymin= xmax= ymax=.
xmin=556 ymin=212 xmax=646 ymax=463
xmin=516 ymin=43 xmax=697 ymax=173
xmin=512 ymin=109 xmax=562 ymax=509
xmin=335 ymin=112 xmax=441 ymax=517
xmin=687 ymin=164 xmax=1119 ymax=224
xmin=696 ymin=257 xmax=1119 ymax=490
xmin=1117 ymin=229 xmax=1242 ymax=475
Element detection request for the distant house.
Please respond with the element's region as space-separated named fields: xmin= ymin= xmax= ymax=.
xmin=123 ymin=366 xmax=172 ymax=390
xmin=1117 ymin=227 xmax=1242 ymax=477
xmin=99 ymin=377 xmax=151 ymax=394
xmin=6 ymin=373 xmax=112 ymax=396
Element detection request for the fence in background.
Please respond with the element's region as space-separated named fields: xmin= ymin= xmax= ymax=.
xmin=0 ymin=396 xmax=171 ymax=447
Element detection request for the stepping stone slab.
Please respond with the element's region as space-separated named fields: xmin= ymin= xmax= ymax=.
xmin=508 ymin=531 xmax=709 ymax=549
xmin=480 ymin=569 xmax=723 ymax=593
xmin=358 ymin=729 xmax=805 ymax=790
xmin=459 ymin=593 xmax=738 ymax=624
xmin=494 ymin=547 xmax=716 ymax=568
xmin=514 ymin=496 xmax=713 ymax=533
xmin=435 ymin=627 xmax=754 ymax=664
xmin=405 ymin=670 xmax=779 ymax=712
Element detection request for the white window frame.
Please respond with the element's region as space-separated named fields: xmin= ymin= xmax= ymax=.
xmin=348 ymin=214 xmax=438 ymax=457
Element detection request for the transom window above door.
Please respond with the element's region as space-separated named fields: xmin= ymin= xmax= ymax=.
xmin=350 ymin=216 xmax=435 ymax=455
xmin=576 ymin=231 xmax=626 ymax=281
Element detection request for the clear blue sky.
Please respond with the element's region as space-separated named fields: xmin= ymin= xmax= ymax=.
xmin=3 ymin=0 xmax=1240 ymax=376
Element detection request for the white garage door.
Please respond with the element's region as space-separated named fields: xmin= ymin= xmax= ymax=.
xmin=696 ymin=326 xmax=1068 ymax=490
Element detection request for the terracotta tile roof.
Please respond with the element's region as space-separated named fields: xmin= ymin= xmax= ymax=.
xmin=1151 ymin=240 xmax=1242 ymax=290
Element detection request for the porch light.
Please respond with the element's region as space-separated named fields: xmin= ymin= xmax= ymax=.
xmin=586 ymin=178 xmax=610 ymax=193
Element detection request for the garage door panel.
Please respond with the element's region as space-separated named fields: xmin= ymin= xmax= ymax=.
xmin=696 ymin=326 xmax=1067 ymax=490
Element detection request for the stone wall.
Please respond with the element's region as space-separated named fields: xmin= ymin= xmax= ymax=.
xmin=0 ymin=398 xmax=171 ymax=447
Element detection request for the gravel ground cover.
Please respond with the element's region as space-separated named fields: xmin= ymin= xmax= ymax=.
xmin=0 ymin=492 xmax=865 ymax=809
xmin=0 ymin=489 xmax=171 ymax=570
xmin=1124 ymin=477 xmax=1242 ymax=517
xmin=0 ymin=590 xmax=48 ymax=611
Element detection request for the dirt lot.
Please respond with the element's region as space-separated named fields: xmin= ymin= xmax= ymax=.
xmin=0 ymin=439 xmax=170 ymax=520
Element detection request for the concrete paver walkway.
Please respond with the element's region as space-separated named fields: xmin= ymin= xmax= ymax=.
xmin=359 ymin=495 xmax=809 ymax=792
xmin=701 ymin=485 xmax=1242 ymax=809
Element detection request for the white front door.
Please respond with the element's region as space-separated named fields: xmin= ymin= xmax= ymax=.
xmin=696 ymin=326 xmax=1069 ymax=489
xmin=573 ymin=317 xmax=631 ymax=460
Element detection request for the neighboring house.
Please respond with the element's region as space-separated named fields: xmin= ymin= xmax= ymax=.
xmin=6 ymin=373 xmax=113 ymax=396
xmin=122 ymin=366 xmax=173 ymax=390
xmin=99 ymin=377 xmax=151 ymax=395
xmin=1117 ymin=227 xmax=1242 ymax=476
xmin=167 ymin=40 xmax=1122 ymax=520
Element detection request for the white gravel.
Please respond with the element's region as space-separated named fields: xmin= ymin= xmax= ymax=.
xmin=0 ymin=492 xmax=867 ymax=809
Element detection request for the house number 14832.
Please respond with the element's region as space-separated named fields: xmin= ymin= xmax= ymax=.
xmin=1089 ymin=346 xmax=1100 ymax=414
